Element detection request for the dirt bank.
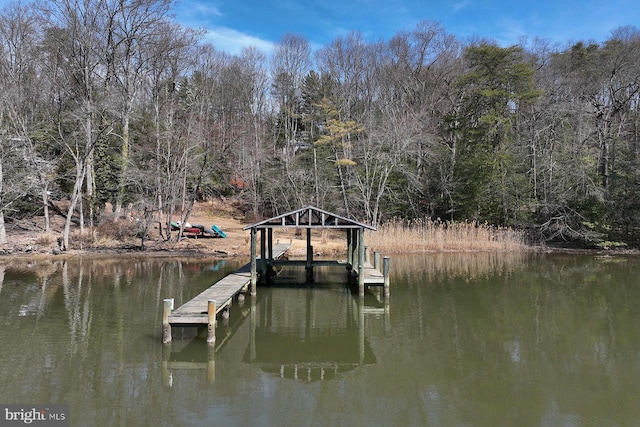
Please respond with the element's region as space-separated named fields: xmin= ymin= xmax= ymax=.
xmin=1 ymin=199 xmax=348 ymax=259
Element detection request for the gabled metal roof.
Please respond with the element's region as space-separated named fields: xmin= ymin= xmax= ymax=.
xmin=243 ymin=206 xmax=376 ymax=231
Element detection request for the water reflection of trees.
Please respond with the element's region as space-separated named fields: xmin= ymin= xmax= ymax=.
xmin=0 ymin=257 xmax=231 ymax=426
xmin=383 ymin=253 xmax=640 ymax=425
xmin=1 ymin=254 xmax=639 ymax=425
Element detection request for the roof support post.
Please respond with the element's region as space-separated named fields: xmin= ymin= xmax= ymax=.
xmin=250 ymin=227 xmax=257 ymax=296
xmin=346 ymin=229 xmax=353 ymax=270
xmin=260 ymin=228 xmax=266 ymax=285
xmin=306 ymin=228 xmax=313 ymax=282
xmin=358 ymin=227 xmax=365 ymax=297
xmin=267 ymin=228 xmax=274 ymax=284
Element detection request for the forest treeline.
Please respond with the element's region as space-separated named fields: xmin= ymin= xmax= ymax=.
xmin=1 ymin=0 xmax=640 ymax=249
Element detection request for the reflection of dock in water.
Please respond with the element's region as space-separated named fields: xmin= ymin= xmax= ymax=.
xmin=162 ymin=285 xmax=389 ymax=384
xmin=246 ymin=326 xmax=376 ymax=382
xmin=246 ymin=286 xmax=388 ymax=382
xmin=162 ymin=339 xmax=217 ymax=385
xmin=162 ymin=296 xmax=252 ymax=385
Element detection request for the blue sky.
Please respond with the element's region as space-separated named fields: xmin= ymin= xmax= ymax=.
xmin=0 ymin=0 xmax=636 ymax=55
xmin=173 ymin=0 xmax=640 ymax=55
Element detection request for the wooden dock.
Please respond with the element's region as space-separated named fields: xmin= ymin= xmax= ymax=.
xmin=167 ymin=267 xmax=252 ymax=326
xmin=360 ymin=254 xmax=390 ymax=298
xmin=362 ymin=262 xmax=385 ymax=285
xmin=161 ymin=242 xmax=390 ymax=344
xmin=162 ymin=243 xmax=291 ymax=343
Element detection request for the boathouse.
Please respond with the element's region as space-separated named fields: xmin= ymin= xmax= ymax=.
xmin=243 ymin=206 xmax=382 ymax=296
xmin=162 ymin=206 xmax=389 ymax=344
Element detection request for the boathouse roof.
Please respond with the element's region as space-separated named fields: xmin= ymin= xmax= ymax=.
xmin=243 ymin=206 xmax=376 ymax=231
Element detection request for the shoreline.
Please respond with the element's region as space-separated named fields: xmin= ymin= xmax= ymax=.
xmin=3 ymin=199 xmax=638 ymax=261
xmin=2 ymin=240 xmax=638 ymax=263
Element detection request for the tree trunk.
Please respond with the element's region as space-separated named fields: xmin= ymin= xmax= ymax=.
xmin=115 ymin=113 xmax=130 ymax=216
xmin=62 ymin=163 xmax=86 ymax=251
xmin=335 ymin=151 xmax=350 ymax=217
xmin=85 ymin=147 xmax=95 ymax=227
xmin=0 ymin=210 xmax=7 ymax=245
xmin=41 ymin=188 xmax=50 ymax=233
xmin=313 ymin=148 xmax=320 ymax=206
xmin=0 ymin=210 xmax=5 ymax=246
xmin=0 ymin=161 xmax=5 ymax=245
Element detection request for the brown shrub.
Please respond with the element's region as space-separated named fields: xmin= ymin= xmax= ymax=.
xmin=35 ymin=232 xmax=57 ymax=246
xmin=95 ymin=219 xmax=139 ymax=241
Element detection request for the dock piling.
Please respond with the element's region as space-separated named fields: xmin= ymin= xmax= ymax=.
xmin=306 ymin=244 xmax=314 ymax=282
xmin=260 ymin=229 xmax=267 ymax=284
xmin=207 ymin=299 xmax=217 ymax=344
xmin=162 ymin=298 xmax=174 ymax=343
xmin=383 ymin=257 xmax=390 ymax=297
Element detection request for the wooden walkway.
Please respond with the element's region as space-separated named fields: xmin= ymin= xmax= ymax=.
xmin=167 ymin=243 xmax=291 ymax=327
xmin=162 ymin=243 xmax=390 ymax=343
xmin=362 ymin=262 xmax=385 ymax=285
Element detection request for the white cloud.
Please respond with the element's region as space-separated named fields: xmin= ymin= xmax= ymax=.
xmin=453 ymin=1 xmax=470 ymax=12
xmin=194 ymin=4 xmax=222 ymax=17
xmin=202 ymin=27 xmax=274 ymax=56
xmin=174 ymin=0 xmax=222 ymax=16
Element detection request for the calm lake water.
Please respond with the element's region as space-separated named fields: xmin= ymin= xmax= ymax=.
xmin=0 ymin=252 xmax=639 ymax=426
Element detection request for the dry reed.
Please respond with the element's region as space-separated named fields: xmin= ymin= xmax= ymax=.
xmin=367 ymin=217 xmax=527 ymax=253
xmin=35 ymin=232 xmax=57 ymax=246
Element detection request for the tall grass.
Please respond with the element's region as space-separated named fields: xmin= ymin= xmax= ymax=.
xmin=367 ymin=217 xmax=527 ymax=253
